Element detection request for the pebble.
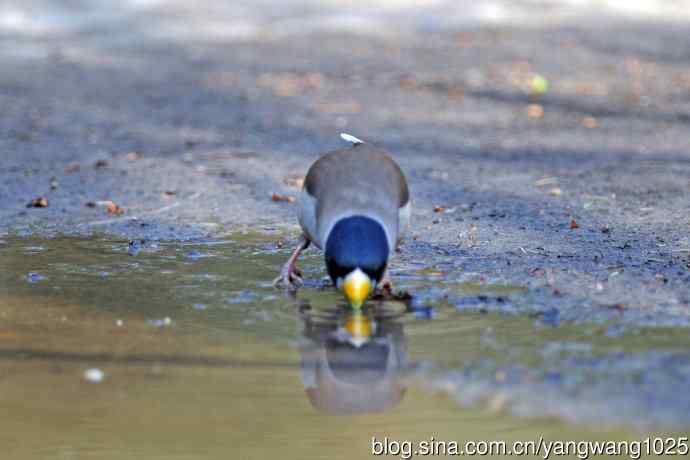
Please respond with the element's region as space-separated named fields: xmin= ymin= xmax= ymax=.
xmin=147 ymin=317 xmax=172 ymax=327
xmin=128 ymin=240 xmax=142 ymax=256
xmin=26 ymin=272 xmax=45 ymax=283
xmin=185 ymin=250 xmax=207 ymax=260
xmin=84 ymin=368 xmax=105 ymax=383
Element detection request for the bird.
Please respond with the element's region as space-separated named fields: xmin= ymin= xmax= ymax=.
xmin=274 ymin=133 xmax=410 ymax=308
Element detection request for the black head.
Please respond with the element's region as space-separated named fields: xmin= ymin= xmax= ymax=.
xmin=325 ymin=215 xmax=389 ymax=284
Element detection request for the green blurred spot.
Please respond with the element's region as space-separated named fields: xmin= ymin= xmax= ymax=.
xmin=530 ymin=74 xmax=549 ymax=96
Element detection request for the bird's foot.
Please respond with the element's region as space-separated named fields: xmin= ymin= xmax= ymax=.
xmin=376 ymin=277 xmax=393 ymax=295
xmin=273 ymin=264 xmax=303 ymax=290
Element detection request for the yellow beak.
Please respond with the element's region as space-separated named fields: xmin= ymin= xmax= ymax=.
xmin=342 ymin=268 xmax=372 ymax=309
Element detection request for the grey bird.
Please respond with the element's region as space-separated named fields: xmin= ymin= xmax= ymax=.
xmin=274 ymin=133 xmax=410 ymax=308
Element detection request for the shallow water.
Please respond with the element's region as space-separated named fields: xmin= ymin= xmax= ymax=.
xmin=0 ymin=234 xmax=687 ymax=459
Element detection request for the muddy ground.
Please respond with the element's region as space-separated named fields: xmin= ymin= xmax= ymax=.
xmin=2 ymin=2 xmax=690 ymax=330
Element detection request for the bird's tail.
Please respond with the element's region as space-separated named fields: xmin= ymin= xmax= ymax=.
xmin=340 ymin=133 xmax=364 ymax=145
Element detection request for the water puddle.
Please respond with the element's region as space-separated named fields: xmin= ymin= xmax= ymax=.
xmin=0 ymin=234 xmax=687 ymax=458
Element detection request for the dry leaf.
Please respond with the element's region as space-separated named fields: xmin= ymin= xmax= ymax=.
xmin=570 ymin=219 xmax=579 ymax=229
xmin=105 ymin=201 xmax=124 ymax=215
xmin=94 ymin=200 xmax=124 ymax=215
xmin=107 ymin=202 xmax=124 ymax=215
xmin=526 ymin=104 xmax=544 ymax=118
xmin=126 ymin=152 xmax=140 ymax=161
xmin=399 ymin=76 xmax=417 ymax=90
xmin=433 ymin=205 xmax=446 ymax=213
xmin=447 ymin=84 xmax=465 ymax=100
xmin=582 ymin=116 xmax=599 ymax=129
xmin=314 ymin=101 xmax=361 ymax=114
xmin=64 ymin=162 xmax=81 ymax=174
xmin=27 ymin=197 xmax=49 ymax=208
xmin=271 ymin=192 xmax=295 ymax=204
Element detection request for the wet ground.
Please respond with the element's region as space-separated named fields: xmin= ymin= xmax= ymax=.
xmin=1 ymin=0 xmax=690 ymax=455
xmin=1 ymin=234 xmax=689 ymax=458
xmin=1 ymin=234 xmax=682 ymax=458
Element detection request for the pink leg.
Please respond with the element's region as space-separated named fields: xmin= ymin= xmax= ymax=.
xmin=273 ymin=236 xmax=310 ymax=290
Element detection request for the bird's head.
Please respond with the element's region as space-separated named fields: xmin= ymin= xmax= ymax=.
xmin=325 ymin=215 xmax=389 ymax=308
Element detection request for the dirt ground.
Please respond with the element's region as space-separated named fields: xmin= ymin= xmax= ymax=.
xmin=2 ymin=1 xmax=690 ymax=328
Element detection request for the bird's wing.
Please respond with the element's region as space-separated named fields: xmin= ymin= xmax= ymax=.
xmin=300 ymin=144 xmax=409 ymax=251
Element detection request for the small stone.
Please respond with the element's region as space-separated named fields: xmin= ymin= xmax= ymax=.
xmin=185 ymin=250 xmax=207 ymax=260
xmin=26 ymin=272 xmax=45 ymax=283
xmin=128 ymin=240 xmax=143 ymax=256
xmin=147 ymin=317 xmax=172 ymax=327
xmin=84 ymin=368 xmax=105 ymax=383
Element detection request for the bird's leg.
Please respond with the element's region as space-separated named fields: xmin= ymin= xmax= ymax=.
xmin=273 ymin=235 xmax=310 ymax=290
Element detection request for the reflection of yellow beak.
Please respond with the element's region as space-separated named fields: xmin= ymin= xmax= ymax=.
xmin=342 ymin=268 xmax=372 ymax=309
xmin=344 ymin=312 xmax=373 ymax=347
xmin=344 ymin=312 xmax=372 ymax=339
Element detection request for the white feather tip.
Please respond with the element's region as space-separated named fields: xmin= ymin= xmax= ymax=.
xmin=340 ymin=133 xmax=364 ymax=145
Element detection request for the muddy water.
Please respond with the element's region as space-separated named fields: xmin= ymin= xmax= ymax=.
xmin=0 ymin=234 xmax=683 ymax=459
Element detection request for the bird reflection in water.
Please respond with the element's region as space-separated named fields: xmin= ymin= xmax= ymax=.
xmin=298 ymin=306 xmax=408 ymax=415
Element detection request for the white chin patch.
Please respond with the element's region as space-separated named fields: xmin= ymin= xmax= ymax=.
xmin=345 ymin=267 xmax=369 ymax=286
